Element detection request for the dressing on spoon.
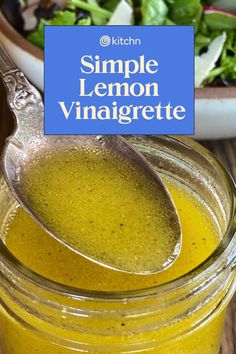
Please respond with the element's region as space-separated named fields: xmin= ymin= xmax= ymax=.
xmin=20 ymin=147 xmax=181 ymax=274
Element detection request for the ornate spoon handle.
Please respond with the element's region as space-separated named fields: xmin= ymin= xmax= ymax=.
xmin=0 ymin=43 xmax=44 ymax=139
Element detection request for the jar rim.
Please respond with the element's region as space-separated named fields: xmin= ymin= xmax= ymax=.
xmin=1 ymin=136 xmax=236 ymax=301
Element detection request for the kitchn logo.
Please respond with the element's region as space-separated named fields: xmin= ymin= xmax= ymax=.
xmin=100 ymin=35 xmax=141 ymax=47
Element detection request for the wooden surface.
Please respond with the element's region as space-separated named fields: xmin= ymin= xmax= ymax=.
xmin=0 ymin=81 xmax=235 ymax=353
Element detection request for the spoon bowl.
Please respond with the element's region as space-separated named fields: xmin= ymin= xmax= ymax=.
xmin=0 ymin=43 xmax=182 ymax=274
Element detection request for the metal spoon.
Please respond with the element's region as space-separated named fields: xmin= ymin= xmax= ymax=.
xmin=0 ymin=44 xmax=181 ymax=274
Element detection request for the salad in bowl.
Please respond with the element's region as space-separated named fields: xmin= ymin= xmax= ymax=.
xmin=1 ymin=0 xmax=236 ymax=88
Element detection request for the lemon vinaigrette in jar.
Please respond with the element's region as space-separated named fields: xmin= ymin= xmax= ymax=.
xmin=0 ymin=136 xmax=235 ymax=354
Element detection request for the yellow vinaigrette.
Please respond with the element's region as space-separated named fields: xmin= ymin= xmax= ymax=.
xmin=0 ymin=136 xmax=233 ymax=354
xmin=20 ymin=147 xmax=180 ymax=274
xmin=6 ymin=176 xmax=219 ymax=291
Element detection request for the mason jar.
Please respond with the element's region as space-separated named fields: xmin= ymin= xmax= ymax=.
xmin=0 ymin=135 xmax=235 ymax=354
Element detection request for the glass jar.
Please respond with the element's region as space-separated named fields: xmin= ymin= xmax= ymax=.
xmin=0 ymin=135 xmax=235 ymax=354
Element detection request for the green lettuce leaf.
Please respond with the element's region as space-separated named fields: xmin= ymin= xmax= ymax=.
xmin=221 ymin=31 xmax=236 ymax=81
xmin=170 ymin=0 xmax=203 ymax=31
xmin=28 ymin=10 xmax=78 ymax=49
xmin=141 ymin=0 xmax=168 ymax=25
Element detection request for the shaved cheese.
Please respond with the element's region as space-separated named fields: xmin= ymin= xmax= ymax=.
xmin=195 ymin=32 xmax=226 ymax=88
xmin=107 ymin=0 xmax=132 ymax=25
xmin=22 ymin=4 xmax=38 ymax=31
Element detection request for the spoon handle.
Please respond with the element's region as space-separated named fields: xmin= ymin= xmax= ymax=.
xmin=0 ymin=43 xmax=43 ymax=134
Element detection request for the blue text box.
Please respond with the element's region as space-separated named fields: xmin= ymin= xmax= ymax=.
xmin=44 ymin=26 xmax=194 ymax=135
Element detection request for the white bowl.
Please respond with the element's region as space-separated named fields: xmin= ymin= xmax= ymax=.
xmin=195 ymin=87 xmax=236 ymax=139
xmin=0 ymin=11 xmax=43 ymax=90
xmin=1 ymin=11 xmax=236 ymax=140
